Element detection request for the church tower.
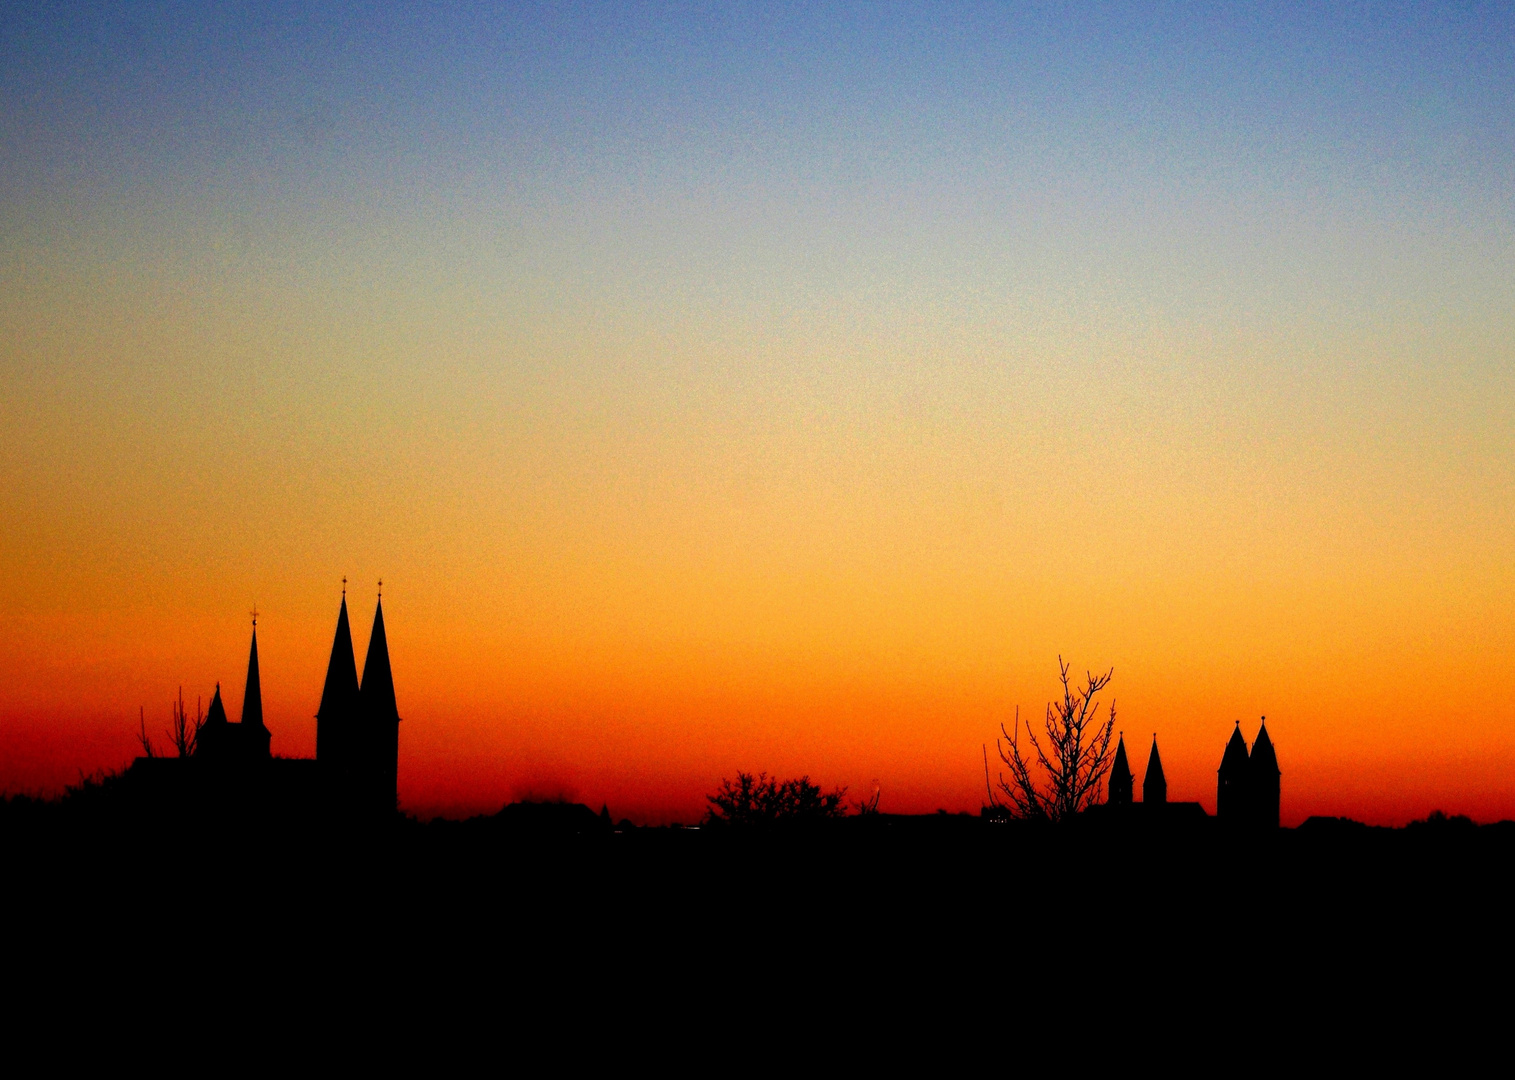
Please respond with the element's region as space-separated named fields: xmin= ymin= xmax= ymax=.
xmin=316 ymin=587 xmax=360 ymax=774
xmin=240 ymin=620 xmax=271 ymax=759
xmin=359 ymin=590 xmax=400 ymax=817
xmin=1217 ymin=722 xmax=1249 ymax=822
xmin=1108 ymin=733 xmax=1134 ymax=805
xmin=1248 ymin=718 xmax=1280 ymax=829
xmin=1143 ymin=735 xmax=1167 ymax=805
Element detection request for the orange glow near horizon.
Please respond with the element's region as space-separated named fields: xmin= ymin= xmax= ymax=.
xmin=5 ymin=8 xmax=1515 ymax=827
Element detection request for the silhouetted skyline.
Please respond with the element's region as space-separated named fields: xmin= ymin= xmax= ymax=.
xmin=4 ymin=7 xmax=1514 ymax=825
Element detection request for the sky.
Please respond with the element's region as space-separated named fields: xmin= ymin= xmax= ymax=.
xmin=2 ymin=1 xmax=1513 ymax=824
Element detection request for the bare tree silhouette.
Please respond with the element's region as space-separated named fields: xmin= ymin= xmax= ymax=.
xmin=136 ymin=706 xmax=157 ymax=759
xmin=135 ymin=690 xmax=204 ymax=759
xmin=168 ymin=688 xmax=202 ymax=758
xmin=989 ymin=658 xmax=1117 ymax=822
xmin=852 ymin=780 xmax=882 ymax=816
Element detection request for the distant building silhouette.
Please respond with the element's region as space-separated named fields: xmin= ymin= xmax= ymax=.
xmin=1217 ymin=718 xmax=1280 ymax=829
xmin=124 ymin=588 xmax=402 ymax=821
xmin=1108 ymin=734 xmax=1134 ymax=805
xmin=1143 ymin=736 xmax=1166 ymax=805
xmin=1094 ymin=722 xmax=1278 ymax=831
xmin=314 ymin=590 xmax=400 ymax=815
xmin=194 ymin=623 xmax=270 ymax=763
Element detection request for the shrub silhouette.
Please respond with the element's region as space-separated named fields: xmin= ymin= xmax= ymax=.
xmin=705 ymin=772 xmax=847 ymax=827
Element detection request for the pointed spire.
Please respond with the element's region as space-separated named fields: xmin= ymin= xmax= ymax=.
xmin=1217 ymin=720 xmax=1251 ymax=821
xmin=1219 ymin=721 xmax=1249 ymax=774
xmin=1108 ymin=732 xmax=1134 ymax=805
xmin=1250 ymin=716 xmax=1279 ymax=775
xmin=360 ymin=590 xmax=400 ymax=816
xmin=204 ymin=683 xmax=228 ymax=728
xmin=241 ymin=622 xmax=264 ymax=731
xmin=1143 ymin=734 xmax=1167 ymax=804
xmin=1249 ymin=716 xmax=1281 ymax=829
xmin=361 ymin=594 xmax=398 ymax=724
xmin=238 ymin=619 xmax=271 ymax=759
xmin=194 ymin=682 xmax=229 ymax=759
xmin=316 ymin=591 xmax=360 ymax=764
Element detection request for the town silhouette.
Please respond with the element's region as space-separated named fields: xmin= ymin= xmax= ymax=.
xmin=5 ymin=588 xmax=1511 ymax=1004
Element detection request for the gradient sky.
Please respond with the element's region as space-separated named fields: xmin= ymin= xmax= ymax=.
xmin=3 ymin=2 xmax=1513 ymax=824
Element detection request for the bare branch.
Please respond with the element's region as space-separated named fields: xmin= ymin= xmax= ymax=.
xmin=992 ymin=659 xmax=1118 ymax=823
xmin=136 ymin=706 xmax=157 ymax=759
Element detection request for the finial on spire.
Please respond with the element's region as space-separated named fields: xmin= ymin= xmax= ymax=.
xmin=378 ymin=578 xmax=383 ymax=598
xmin=342 ymin=576 xmax=347 ymax=597
xmin=251 ymin=604 xmax=258 ymax=628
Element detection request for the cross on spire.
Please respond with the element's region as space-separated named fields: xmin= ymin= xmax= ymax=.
xmin=251 ymin=604 xmax=258 ymax=628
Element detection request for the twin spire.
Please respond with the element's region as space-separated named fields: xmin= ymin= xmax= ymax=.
xmin=316 ymin=584 xmax=401 ymax=815
xmin=1108 ymin=733 xmax=1166 ymax=805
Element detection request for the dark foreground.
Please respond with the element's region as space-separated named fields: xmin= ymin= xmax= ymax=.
xmin=7 ymin=797 xmax=1513 ymax=1011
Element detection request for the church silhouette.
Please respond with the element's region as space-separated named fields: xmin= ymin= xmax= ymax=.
xmin=125 ymin=587 xmax=401 ymax=819
xmin=1104 ymin=719 xmax=1280 ymax=827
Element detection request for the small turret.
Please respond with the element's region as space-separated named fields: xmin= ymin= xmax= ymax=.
xmin=1108 ymin=733 xmax=1134 ymax=805
xmin=196 ymin=683 xmax=230 ymax=759
xmin=1143 ymin=735 xmax=1167 ymax=805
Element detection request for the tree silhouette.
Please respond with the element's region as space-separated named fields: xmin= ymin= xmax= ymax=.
xmin=706 ymin=772 xmax=848 ymax=827
xmin=136 ymin=707 xmax=157 ymax=759
xmin=852 ymin=781 xmax=882 ymax=816
xmin=137 ymin=690 xmax=203 ymax=758
xmin=168 ymin=688 xmax=202 ymax=758
xmin=990 ymin=658 xmax=1117 ymax=822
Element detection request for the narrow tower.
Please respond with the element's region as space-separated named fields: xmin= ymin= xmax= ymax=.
xmin=359 ymin=588 xmax=400 ymax=817
xmin=1108 ymin=733 xmax=1134 ymax=805
xmin=241 ymin=618 xmax=271 ymax=759
xmin=1217 ymin=722 xmax=1249 ymax=822
xmin=1248 ymin=717 xmax=1280 ymax=829
xmin=316 ymin=586 xmax=360 ymax=772
xmin=1143 ymin=735 xmax=1167 ymax=805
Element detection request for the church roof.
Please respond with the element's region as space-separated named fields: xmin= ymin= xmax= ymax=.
xmin=1111 ymin=733 xmax=1132 ymax=782
xmin=317 ymin=595 xmax=360 ymax=721
xmin=204 ymin=683 xmax=228 ymax=728
xmin=1250 ymin=719 xmax=1280 ymax=776
xmin=241 ymin=625 xmax=265 ymax=731
xmin=361 ymin=596 xmax=399 ymax=724
xmin=1144 ymin=736 xmax=1166 ymax=788
xmin=1219 ymin=722 xmax=1249 ymax=775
